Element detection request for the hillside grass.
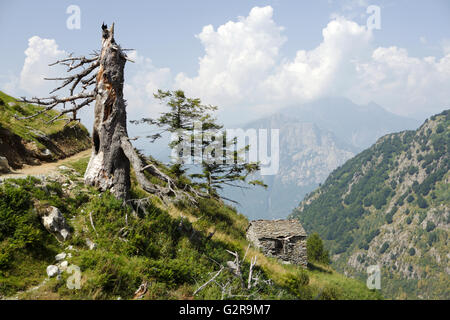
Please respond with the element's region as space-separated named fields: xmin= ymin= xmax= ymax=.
xmin=0 ymin=154 xmax=382 ymax=300
xmin=0 ymin=91 xmax=73 ymax=148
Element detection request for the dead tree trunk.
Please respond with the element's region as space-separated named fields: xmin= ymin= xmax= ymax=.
xmin=20 ymin=23 xmax=196 ymax=202
xmin=84 ymin=23 xmax=131 ymax=199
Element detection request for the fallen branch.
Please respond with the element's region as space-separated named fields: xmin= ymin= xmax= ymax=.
xmin=89 ymin=211 xmax=98 ymax=236
xmin=248 ymin=256 xmax=257 ymax=289
xmin=193 ymin=266 xmax=224 ymax=296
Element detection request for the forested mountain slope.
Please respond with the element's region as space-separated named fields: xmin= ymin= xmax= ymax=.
xmin=291 ymin=110 xmax=449 ymax=299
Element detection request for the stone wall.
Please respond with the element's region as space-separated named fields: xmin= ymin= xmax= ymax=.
xmin=247 ymin=223 xmax=307 ymax=268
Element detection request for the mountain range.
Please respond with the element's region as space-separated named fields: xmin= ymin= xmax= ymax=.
xmin=224 ymin=97 xmax=420 ymax=220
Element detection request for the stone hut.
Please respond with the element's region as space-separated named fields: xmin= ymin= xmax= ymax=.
xmin=246 ymin=219 xmax=307 ymax=267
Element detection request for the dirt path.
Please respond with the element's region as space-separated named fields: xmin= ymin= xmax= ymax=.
xmin=0 ymin=149 xmax=91 ymax=179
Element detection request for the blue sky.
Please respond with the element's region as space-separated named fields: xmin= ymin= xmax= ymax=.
xmin=1 ymin=0 xmax=450 ymax=129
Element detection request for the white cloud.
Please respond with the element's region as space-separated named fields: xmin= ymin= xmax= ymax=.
xmin=441 ymin=38 xmax=450 ymax=55
xmin=175 ymin=6 xmax=286 ymax=108
xmin=124 ymin=51 xmax=173 ymax=120
xmin=174 ymin=11 xmax=375 ymax=119
xmin=263 ymin=17 xmax=372 ymax=104
xmin=174 ymin=6 xmax=450 ymax=120
xmin=348 ymin=46 xmax=450 ymax=115
xmin=19 ymin=36 xmax=67 ymax=95
xmin=329 ymin=0 xmax=370 ymax=20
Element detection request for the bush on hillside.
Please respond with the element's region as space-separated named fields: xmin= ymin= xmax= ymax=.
xmin=306 ymin=233 xmax=330 ymax=264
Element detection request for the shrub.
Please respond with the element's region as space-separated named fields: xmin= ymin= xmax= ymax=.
xmin=379 ymin=242 xmax=389 ymax=254
xmin=365 ymin=229 xmax=380 ymax=244
xmin=0 ymin=182 xmax=54 ymax=270
xmin=385 ymin=206 xmax=397 ymax=224
xmin=427 ymin=232 xmax=438 ymax=245
xmin=318 ymin=286 xmax=341 ymax=300
xmin=283 ymin=272 xmax=312 ymax=299
xmin=408 ymin=248 xmax=416 ymax=256
xmin=306 ymin=233 xmax=330 ymax=264
xmin=425 ymin=221 xmax=436 ymax=232
xmin=408 ymin=166 xmax=418 ymax=175
xmin=385 ymin=212 xmax=394 ymax=224
xmin=416 ymin=195 xmax=428 ymax=209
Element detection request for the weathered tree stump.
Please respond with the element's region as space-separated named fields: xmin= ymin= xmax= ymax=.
xmin=84 ymin=23 xmax=131 ymax=199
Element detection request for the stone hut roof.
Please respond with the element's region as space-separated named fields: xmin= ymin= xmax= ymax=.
xmin=247 ymin=219 xmax=307 ymax=239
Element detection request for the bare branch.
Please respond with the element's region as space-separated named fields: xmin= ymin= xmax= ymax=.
xmin=89 ymin=211 xmax=98 ymax=237
xmin=248 ymin=256 xmax=257 ymax=289
xmin=14 ymin=53 xmax=100 ymax=123
xmin=17 ymin=91 xmax=95 ymax=121
xmin=46 ymin=97 xmax=95 ymax=124
xmin=49 ymin=55 xmax=98 ymax=70
xmin=193 ymin=266 xmax=224 ymax=295
xmin=226 ymin=250 xmax=244 ymax=288
xmin=133 ymin=281 xmax=148 ymax=300
xmin=46 ymin=60 xmax=99 ymax=94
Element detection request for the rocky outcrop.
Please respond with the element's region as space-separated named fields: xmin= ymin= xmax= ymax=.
xmin=40 ymin=206 xmax=72 ymax=242
xmin=0 ymin=156 xmax=11 ymax=173
xmin=224 ymin=115 xmax=355 ymax=220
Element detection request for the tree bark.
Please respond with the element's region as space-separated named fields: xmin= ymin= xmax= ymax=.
xmin=84 ymin=24 xmax=131 ymax=200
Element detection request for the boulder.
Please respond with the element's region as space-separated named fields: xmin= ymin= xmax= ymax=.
xmin=58 ymin=261 xmax=69 ymax=272
xmin=55 ymin=252 xmax=67 ymax=261
xmin=85 ymin=238 xmax=97 ymax=250
xmin=46 ymin=265 xmax=60 ymax=278
xmin=41 ymin=206 xmax=71 ymax=241
xmin=0 ymin=156 xmax=11 ymax=173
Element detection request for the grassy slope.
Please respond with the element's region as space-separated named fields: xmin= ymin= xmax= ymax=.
xmin=291 ymin=110 xmax=449 ymax=299
xmin=0 ymin=91 xmax=89 ymax=151
xmin=0 ymin=155 xmax=381 ymax=300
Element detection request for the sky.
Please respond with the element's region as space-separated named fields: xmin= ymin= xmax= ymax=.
xmin=1 ymin=0 xmax=450 ymax=135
